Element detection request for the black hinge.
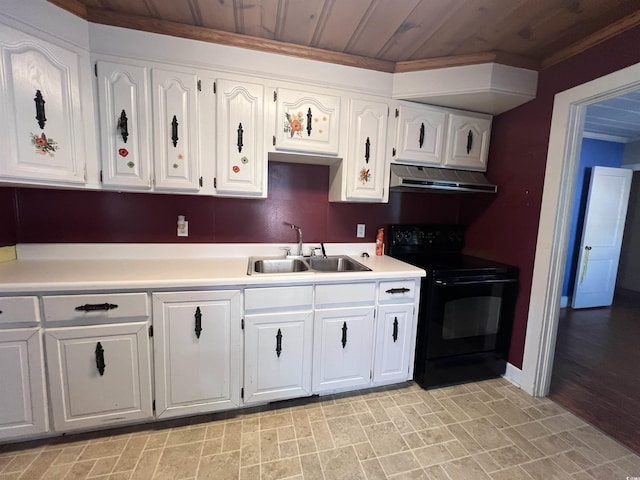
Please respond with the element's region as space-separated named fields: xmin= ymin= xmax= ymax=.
xmin=99 ymin=170 xmax=103 ymax=183
xmin=213 ymin=82 xmax=217 ymax=94
xmin=272 ymin=135 xmax=276 ymax=146
xmin=197 ymin=79 xmax=201 ymax=92
xmin=241 ymin=387 xmax=244 ymax=399
xmin=241 ymin=318 xmax=244 ymax=330
xmin=152 ymin=400 xmax=155 ymax=412
xmin=273 ymin=91 xmax=277 ymax=102
xmin=199 ymin=176 xmax=203 ymax=188
xmin=395 ymin=108 xmax=399 ymax=118
xmin=148 ymin=325 xmax=153 ymax=337
xmin=94 ymin=63 xmax=97 ymax=77
xmin=214 ymin=177 xmax=217 ymax=189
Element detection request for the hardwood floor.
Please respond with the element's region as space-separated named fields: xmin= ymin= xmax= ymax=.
xmin=549 ymin=288 xmax=640 ymax=454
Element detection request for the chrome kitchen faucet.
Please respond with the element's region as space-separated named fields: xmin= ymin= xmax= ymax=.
xmin=289 ymin=224 xmax=303 ymax=257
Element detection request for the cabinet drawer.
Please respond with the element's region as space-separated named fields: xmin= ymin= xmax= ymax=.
xmin=0 ymin=296 xmax=40 ymax=325
xmin=245 ymin=286 xmax=313 ymax=312
xmin=378 ymin=281 xmax=417 ymax=303
xmin=315 ymin=283 xmax=375 ymax=308
xmin=42 ymin=293 xmax=149 ymax=323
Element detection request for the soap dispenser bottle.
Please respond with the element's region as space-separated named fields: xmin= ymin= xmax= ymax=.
xmin=376 ymin=228 xmax=384 ymax=256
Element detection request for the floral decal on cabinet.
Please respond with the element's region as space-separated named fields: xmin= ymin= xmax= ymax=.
xmin=359 ymin=167 xmax=371 ymax=184
xmin=31 ymin=132 xmax=58 ymax=156
xmin=284 ymin=111 xmax=303 ymax=138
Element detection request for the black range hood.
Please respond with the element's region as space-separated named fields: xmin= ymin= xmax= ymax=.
xmin=389 ymin=164 xmax=497 ymax=193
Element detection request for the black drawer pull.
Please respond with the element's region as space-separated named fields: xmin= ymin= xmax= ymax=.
xmin=117 ymin=109 xmax=129 ymax=143
xmin=393 ymin=317 xmax=399 ymax=342
xmin=95 ymin=342 xmax=106 ymax=376
xmin=195 ymin=306 xmax=202 ymax=339
xmin=466 ymin=129 xmax=473 ymax=154
xmin=341 ymin=321 xmax=347 ymax=348
xmin=306 ymin=108 xmax=312 ymax=136
xmin=418 ymin=122 xmax=425 ymax=148
xmin=237 ymin=122 xmax=244 ymax=153
xmin=34 ymin=90 xmax=47 ymax=129
xmin=385 ymin=287 xmax=410 ymax=294
xmin=276 ymin=328 xmax=282 ymax=357
xmin=171 ymin=115 xmax=179 ymax=147
xmin=75 ymin=303 xmax=119 ymax=312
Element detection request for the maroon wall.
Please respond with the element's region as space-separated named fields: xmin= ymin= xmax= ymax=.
xmin=465 ymin=25 xmax=640 ymax=368
xmin=0 ymin=187 xmax=17 ymax=247
xmin=7 ymin=162 xmax=471 ymax=244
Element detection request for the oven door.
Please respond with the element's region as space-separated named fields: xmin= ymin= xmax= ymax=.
xmin=423 ymin=275 xmax=518 ymax=359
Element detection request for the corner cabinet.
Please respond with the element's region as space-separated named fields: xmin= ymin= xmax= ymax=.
xmin=152 ymin=291 xmax=241 ymax=418
xmin=393 ymin=103 xmax=446 ymax=166
xmin=0 ymin=24 xmax=88 ymax=185
xmin=342 ymin=99 xmax=389 ymax=202
xmin=96 ymin=61 xmax=152 ymax=189
xmin=215 ymin=79 xmax=267 ymax=197
xmin=273 ymin=87 xmax=341 ymax=155
xmin=443 ymin=112 xmax=492 ymax=171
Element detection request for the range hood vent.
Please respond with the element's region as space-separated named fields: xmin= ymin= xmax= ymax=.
xmin=389 ymin=164 xmax=497 ymax=194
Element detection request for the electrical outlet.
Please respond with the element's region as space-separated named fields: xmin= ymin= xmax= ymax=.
xmin=356 ymin=224 xmax=365 ymax=238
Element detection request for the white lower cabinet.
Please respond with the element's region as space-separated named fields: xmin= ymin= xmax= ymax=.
xmin=244 ymin=310 xmax=313 ymax=404
xmin=313 ymin=306 xmax=375 ymax=393
xmin=0 ymin=328 xmax=48 ymax=440
xmin=374 ymin=304 xmax=415 ymax=384
xmin=152 ymin=291 xmax=241 ymax=418
xmin=44 ymin=322 xmax=153 ymax=432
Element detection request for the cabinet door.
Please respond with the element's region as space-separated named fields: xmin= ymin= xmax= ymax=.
xmin=313 ymin=307 xmax=375 ymax=393
xmin=96 ymin=61 xmax=152 ymax=189
xmin=0 ymin=328 xmax=47 ymax=440
xmin=443 ymin=113 xmax=491 ymax=171
xmin=374 ymin=304 xmax=414 ymax=384
xmin=244 ymin=310 xmax=313 ymax=404
xmin=151 ymin=69 xmax=200 ymax=191
xmin=0 ymin=24 xmax=86 ymax=184
xmin=45 ymin=322 xmax=153 ymax=431
xmin=215 ymin=79 xmax=266 ymax=196
xmin=345 ymin=99 xmax=388 ymax=201
xmin=275 ymin=87 xmax=340 ymax=155
xmin=152 ymin=291 xmax=241 ymax=418
xmin=394 ymin=104 xmax=446 ymax=165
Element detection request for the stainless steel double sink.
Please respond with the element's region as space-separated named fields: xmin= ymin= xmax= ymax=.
xmin=248 ymin=255 xmax=371 ymax=275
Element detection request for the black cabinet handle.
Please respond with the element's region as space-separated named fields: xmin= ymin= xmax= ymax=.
xmin=171 ymin=115 xmax=179 ymax=147
xmin=466 ymin=130 xmax=473 ymax=154
xmin=34 ymin=90 xmax=46 ymax=130
xmin=237 ymin=122 xmax=244 ymax=153
xmin=75 ymin=303 xmax=119 ymax=312
xmin=276 ymin=328 xmax=282 ymax=357
xmin=117 ymin=109 xmax=129 ymax=143
xmin=341 ymin=321 xmax=347 ymax=348
xmin=194 ymin=306 xmax=202 ymax=339
xmin=392 ymin=317 xmax=399 ymax=343
xmin=385 ymin=287 xmax=410 ymax=294
xmin=365 ymin=137 xmax=370 ymax=164
xmin=95 ymin=342 xmax=105 ymax=376
xmin=306 ymin=108 xmax=312 ymax=136
xmin=419 ymin=122 xmax=425 ymax=148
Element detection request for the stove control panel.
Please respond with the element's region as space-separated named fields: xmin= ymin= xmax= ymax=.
xmin=389 ymin=224 xmax=465 ymax=252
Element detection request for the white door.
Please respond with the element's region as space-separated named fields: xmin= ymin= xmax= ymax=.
xmin=572 ymin=166 xmax=632 ymax=308
xmin=312 ymin=307 xmax=374 ymax=393
xmin=443 ymin=113 xmax=491 ymax=171
xmin=152 ymin=291 xmax=241 ymax=418
xmin=394 ymin=104 xmax=446 ymax=165
xmin=244 ymin=310 xmax=313 ymax=404
xmin=373 ymin=304 xmax=414 ymax=384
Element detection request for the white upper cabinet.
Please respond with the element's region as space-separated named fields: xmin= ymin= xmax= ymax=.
xmin=96 ymin=61 xmax=152 ymax=189
xmin=393 ymin=103 xmax=446 ymax=166
xmin=443 ymin=112 xmax=492 ymax=171
xmin=215 ymin=79 xmax=267 ymax=197
xmin=0 ymin=24 xmax=88 ymax=185
xmin=342 ymin=98 xmax=389 ymax=202
xmin=274 ymin=87 xmax=341 ymax=155
xmin=151 ymin=68 xmax=201 ymax=191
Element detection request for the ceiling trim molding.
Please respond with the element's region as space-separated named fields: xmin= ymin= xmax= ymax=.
xmin=86 ymin=9 xmax=396 ymax=73
xmin=541 ymin=10 xmax=640 ymax=69
xmin=47 ymin=0 xmax=88 ymax=19
xmin=395 ymin=51 xmax=540 ymax=73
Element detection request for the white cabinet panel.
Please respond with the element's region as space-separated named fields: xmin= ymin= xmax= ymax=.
xmin=345 ymin=99 xmax=389 ymax=202
xmin=45 ymin=322 xmax=153 ymax=431
xmin=152 ymin=69 xmax=200 ymax=191
xmin=0 ymin=24 xmax=87 ymax=184
xmin=443 ymin=112 xmax=491 ymax=171
xmin=96 ymin=61 xmax=152 ymax=188
xmin=215 ymin=79 xmax=266 ymax=196
xmin=244 ymin=310 xmax=313 ymax=404
xmin=152 ymin=291 xmax=241 ymax=418
xmin=0 ymin=296 xmax=40 ymax=325
xmin=394 ymin=104 xmax=446 ymax=165
xmin=0 ymin=328 xmax=47 ymax=440
xmin=374 ymin=304 xmax=414 ymax=384
xmin=312 ymin=306 xmax=374 ymax=393
xmin=274 ymin=87 xmax=340 ymax=155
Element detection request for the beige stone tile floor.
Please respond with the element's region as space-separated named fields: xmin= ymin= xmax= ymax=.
xmin=1 ymin=378 xmax=639 ymax=479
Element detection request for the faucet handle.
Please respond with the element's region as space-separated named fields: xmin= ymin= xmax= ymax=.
xmin=280 ymin=247 xmax=292 ymax=257
xmin=310 ymin=247 xmax=323 ymax=257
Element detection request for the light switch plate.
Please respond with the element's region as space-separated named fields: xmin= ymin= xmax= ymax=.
xmin=178 ymin=221 xmax=189 ymax=237
xmin=356 ymin=224 xmax=365 ymax=238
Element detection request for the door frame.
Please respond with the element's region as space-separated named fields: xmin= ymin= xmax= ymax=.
xmin=520 ymin=62 xmax=640 ymax=397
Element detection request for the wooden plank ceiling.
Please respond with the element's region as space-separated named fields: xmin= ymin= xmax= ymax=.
xmin=50 ymin=0 xmax=640 ymax=73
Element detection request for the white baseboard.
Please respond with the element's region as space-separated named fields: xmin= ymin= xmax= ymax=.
xmin=560 ymin=296 xmax=568 ymax=308
xmin=503 ymin=363 xmax=522 ymax=387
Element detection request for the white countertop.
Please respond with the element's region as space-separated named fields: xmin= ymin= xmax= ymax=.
xmin=0 ymin=243 xmax=425 ymax=293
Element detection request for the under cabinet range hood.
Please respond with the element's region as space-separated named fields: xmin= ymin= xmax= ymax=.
xmin=389 ymin=165 xmax=497 ymax=193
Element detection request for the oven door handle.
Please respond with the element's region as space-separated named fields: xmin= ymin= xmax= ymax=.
xmin=434 ymin=278 xmax=518 ymax=286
